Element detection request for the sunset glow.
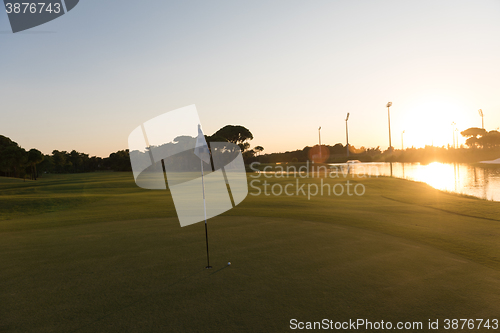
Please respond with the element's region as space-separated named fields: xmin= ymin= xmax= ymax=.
xmin=1 ymin=1 xmax=499 ymax=156
xmin=398 ymin=96 xmax=471 ymax=149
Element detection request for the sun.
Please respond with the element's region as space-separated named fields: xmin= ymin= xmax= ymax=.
xmin=397 ymin=96 xmax=470 ymax=149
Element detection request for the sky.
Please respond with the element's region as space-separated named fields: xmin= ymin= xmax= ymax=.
xmin=1 ymin=0 xmax=500 ymax=157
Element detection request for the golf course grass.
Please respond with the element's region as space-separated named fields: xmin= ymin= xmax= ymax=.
xmin=1 ymin=172 xmax=500 ymax=332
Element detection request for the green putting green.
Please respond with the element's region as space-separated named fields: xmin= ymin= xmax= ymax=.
xmin=1 ymin=172 xmax=500 ymax=332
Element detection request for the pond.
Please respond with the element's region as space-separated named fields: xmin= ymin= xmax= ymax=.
xmin=331 ymin=162 xmax=500 ymax=201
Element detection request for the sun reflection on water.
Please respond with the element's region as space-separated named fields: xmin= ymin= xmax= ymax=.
xmin=414 ymin=162 xmax=455 ymax=192
xmin=344 ymin=162 xmax=500 ymax=201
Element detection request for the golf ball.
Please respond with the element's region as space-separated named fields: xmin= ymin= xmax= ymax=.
xmin=228 ymin=262 xmax=231 ymax=266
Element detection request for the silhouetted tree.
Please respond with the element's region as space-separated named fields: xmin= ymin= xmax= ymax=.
xmin=0 ymin=136 xmax=27 ymax=178
xmin=27 ymin=149 xmax=44 ymax=180
xmin=52 ymin=150 xmax=72 ymax=173
xmin=254 ymin=146 xmax=264 ymax=156
xmin=107 ymin=150 xmax=132 ymax=171
xmin=478 ymin=130 xmax=500 ymax=148
xmin=210 ymin=125 xmax=253 ymax=152
xmin=461 ymin=127 xmax=487 ymax=148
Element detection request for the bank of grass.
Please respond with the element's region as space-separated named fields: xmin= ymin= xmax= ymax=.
xmin=1 ymin=172 xmax=500 ymax=332
xmin=0 ymin=173 xmax=138 ymax=221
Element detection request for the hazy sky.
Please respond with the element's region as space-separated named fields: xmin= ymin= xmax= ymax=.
xmin=1 ymin=0 xmax=500 ymax=157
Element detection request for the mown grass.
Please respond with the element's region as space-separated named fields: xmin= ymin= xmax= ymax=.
xmin=1 ymin=172 xmax=500 ymax=332
xmin=0 ymin=173 xmax=142 ymax=221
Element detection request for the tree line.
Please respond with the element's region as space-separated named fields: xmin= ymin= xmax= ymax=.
xmin=254 ymin=127 xmax=500 ymax=165
xmin=0 ymin=135 xmax=129 ymax=179
xmin=461 ymin=128 xmax=500 ymax=148
xmin=3 ymin=124 xmax=499 ymax=179
xmin=0 ymin=125 xmax=258 ymax=179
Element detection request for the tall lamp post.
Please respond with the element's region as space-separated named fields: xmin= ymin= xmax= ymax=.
xmin=386 ymin=102 xmax=393 ymax=149
xmin=401 ymin=130 xmax=405 ymax=150
xmin=386 ymin=102 xmax=393 ymax=177
xmin=451 ymin=122 xmax=456 ymax=148
xmin=318 ymin=126 xmax=322 ymax=160
xmin=478 ymin=109 xmax=484 ymax=129
xmin=345 ymin=113 xmax=350 ymax=157
xmin=455 ymin=128 xmax=459 ymax=149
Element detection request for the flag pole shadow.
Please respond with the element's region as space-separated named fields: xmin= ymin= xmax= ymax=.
xmin=208 ymin=265 xmax=230 ymax=275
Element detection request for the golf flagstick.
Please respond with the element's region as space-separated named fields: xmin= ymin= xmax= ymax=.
xmin=201 ymin=158 xmax=211 ymax=269
xmin=194 ymin=124 xmax=212 ymax=269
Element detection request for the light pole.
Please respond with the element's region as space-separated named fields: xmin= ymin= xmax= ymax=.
xmin=345 ymin=113 xmax=350 ymax=157
xmin=478 ymin=109 xmax=484 ymax=129
xmin=318 ymin=126 xmax=322 ymax=160
xmin=386 ymin=102 xmax=392 ymax=149
xmin=401 ymin=130 xmax=405 ymax=150
xmin=451 ymin=122 xmax=456 ymax=148
xmin=455 ymin=128 xmax=459 ymax=149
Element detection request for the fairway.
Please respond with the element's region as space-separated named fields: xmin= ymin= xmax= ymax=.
xmin=2 ymin=172 xmax=500 ymax=332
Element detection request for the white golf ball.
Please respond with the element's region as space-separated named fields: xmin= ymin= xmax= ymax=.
xmin=228 ymin=262 xmax=231 ymax=266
